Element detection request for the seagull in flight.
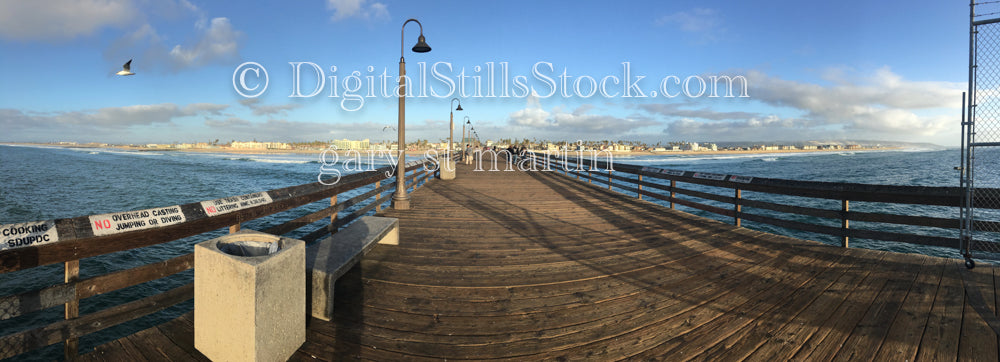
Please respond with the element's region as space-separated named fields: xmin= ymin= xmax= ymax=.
xmin=116 ymin=59 xmax=135 ymax=76
xmin=382 ymin=126 xmax=396 ymax=131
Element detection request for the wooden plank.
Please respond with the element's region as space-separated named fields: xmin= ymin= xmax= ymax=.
xmin=696 ymin=248 xmax=885 ymax=360
xmin=0 ymin=283 xmax=74 ymax=321
xmin=64 ymin=259 xmax=80 ymax=360
xmin=870 ymin=257 xmax=947 ymax=361
xmin=153 ymin=312 xmax=209 ymax=361
xmin=624 ymin=238 xmax=848 ymax=359
xmin=0 ymin=253 xmax=192 ymax=321
xmin=915 ymin=261 xmax=966 ymax=361
xmin=957 ymin=262 xmax=999 ymax=361
xmin=787 ymin=251 xmax=912 ymax=360
xmin=830 ymin=256 xmax=929 ymax=361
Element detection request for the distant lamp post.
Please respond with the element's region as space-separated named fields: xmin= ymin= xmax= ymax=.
xmin=449 ymin=98 xmax=462 ymax=158
xmin=462 ymin=116 xmax=470 ymax=161
xmin=392 ymin=18 xmax=431 ymax=210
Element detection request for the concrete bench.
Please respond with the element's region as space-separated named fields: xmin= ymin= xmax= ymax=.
xmin=306 ymin=216 xmax=398 ymax=321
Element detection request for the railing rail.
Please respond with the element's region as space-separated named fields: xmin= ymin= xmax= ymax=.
xmin=0 ymin=157 xmax=441 ymax=360
xmin=528 ymin=152 xmax=1000 ymax=252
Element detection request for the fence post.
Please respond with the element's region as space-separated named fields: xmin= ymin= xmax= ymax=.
xmin=330 ymin=195 xmax=338 ymax=233
xmin=637 ymin=174 xmax=643 ymax=200
xmin=669 ymin=180 xmax=676 ymax=209
xmin=734 ymin=188 xmax=742 ymax=227
xmin=229 ymin=224 xmax=240 ymax=234
xmin=375 ymin=180 xmax=382 ymax=212
xmin=64 ymin=260 xmax=80 ymax=360
xmin=841 ymin=199 xmax=850 ymax=247
xmin=608 ymin=170 xmax=613 ymax=190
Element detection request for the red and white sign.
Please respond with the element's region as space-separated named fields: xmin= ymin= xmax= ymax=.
xmin=201 ymin=192 xmax=273 ymax=216
xmin=90 ymin=205 xmax=186 ymax=236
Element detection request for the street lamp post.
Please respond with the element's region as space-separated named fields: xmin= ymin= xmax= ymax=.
xmin=449 ymin=97 xmax=462 ymax=160
xmin=462 ymin=116 xmax=470 ymax=162
xmin=393 ymin=18 xmax=431 ymax=210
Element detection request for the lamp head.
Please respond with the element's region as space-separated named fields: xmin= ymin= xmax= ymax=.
xmin=412 ymin=34 xmax=431 ymax=53
xmin=455 ymin=104 xmax=463 ymax=111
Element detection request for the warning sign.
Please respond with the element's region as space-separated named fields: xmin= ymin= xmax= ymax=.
xmin=90 ymin=205 xmax=186 ymax=236
xmin=729 ymin=175 xmax=754 ymax=183
xmin=692 ymin=172 xmax=727 ymax=181
xmin=1 ymin=220 xmax=58 ymax=250
xmin=201 ymin=192 xmax=273 ymax=217
xmin=659 ymin=169 xmax=685 ymax=176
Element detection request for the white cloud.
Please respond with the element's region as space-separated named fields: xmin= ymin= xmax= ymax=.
xmin=0 ymin=102 xmax=228 ymax=130
xmin=506 ymin=94 xmax=661 ymax=140
xmin=168 ymin=17 xmax=241 ymax=68
xmin=106 ymin=17 xmax=242 ymax=72
xmin=655 ymin=8 xmax=724 ymax=42
xmin=746 ymin=68 xmax=962 ymax=138
xmin=102 ymin=2 xmax=243 ymax=72
xmin=653 ymin=67 xmax=963 ymax=144
xmin=639 ymin=103 xmax=758 ymax=121
xmin=0 ymin=0 xmax=137 ymax=41
xmin=238 ymin=98 xmax=302 ymax=117
xmin=327 ymin=0 xmax=389 ymax=21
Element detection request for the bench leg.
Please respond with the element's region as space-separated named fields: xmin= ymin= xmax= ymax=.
xmin=378 ymin=227 xmax=399 ymax=245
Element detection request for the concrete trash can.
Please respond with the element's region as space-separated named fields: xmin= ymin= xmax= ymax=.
xmin=439 ymin=159 xmax=456 ymax=180
xmin=194 ymin=230 xmax=305 ymax=362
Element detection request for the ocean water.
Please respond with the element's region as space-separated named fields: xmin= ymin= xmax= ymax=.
xmin=0 ymin=144 xmax=979 ymax=359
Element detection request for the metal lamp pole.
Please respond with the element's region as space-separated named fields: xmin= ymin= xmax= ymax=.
xmin=462 ymin=116 xmax=470 ymax=162
xmin=393 ymin=18 xmax=431 ymax=210
xmin=449 ymin=98 xmax=462 ymax=160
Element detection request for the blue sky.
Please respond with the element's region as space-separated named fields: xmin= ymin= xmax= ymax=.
xmin=0 ymin=0 xmax=973 ymax=146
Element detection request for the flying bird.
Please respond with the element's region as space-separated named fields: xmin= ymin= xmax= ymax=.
xmin=382 ymin=126 xmax=396 ymax=131
xmin=116 ymin=59 xmax=135 ymax=76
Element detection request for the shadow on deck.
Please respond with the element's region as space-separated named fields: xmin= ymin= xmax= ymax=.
xmin=84 ymin=163 xmax=1000 ymax=361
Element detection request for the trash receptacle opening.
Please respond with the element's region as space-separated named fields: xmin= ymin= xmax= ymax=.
xmin=217 ymin=235 xmax=282 ymax=257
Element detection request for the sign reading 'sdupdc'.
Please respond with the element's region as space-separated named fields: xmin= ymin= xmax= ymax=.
xmin=1 ymin=220 xmax=58 ymax=250
xmin=90 ymin=206 xmax=187 ymax=237
xmin=201 ymin=192 xmax=273 ymax=217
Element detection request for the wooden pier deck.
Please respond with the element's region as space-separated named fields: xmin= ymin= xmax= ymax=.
xmin=83 ymin=164 xmax=1000 ymax=361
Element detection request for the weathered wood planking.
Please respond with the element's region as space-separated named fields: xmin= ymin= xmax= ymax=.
xmin=78 ymin=161 xmax=1000 ymax=360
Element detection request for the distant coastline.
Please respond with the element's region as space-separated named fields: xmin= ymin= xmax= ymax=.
xmin=2 ymin=142 xmax=901 ymax=157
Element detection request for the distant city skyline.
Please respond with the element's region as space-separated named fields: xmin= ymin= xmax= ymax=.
xmin=0 ymin=0 xmax=970 ymax=146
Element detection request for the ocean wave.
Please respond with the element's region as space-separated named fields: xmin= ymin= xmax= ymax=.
xmin=225 ymin=157 xmax=312 ymax=164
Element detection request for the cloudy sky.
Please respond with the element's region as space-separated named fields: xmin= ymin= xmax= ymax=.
xmin=0 ymin=0 xmax=973 ymax=146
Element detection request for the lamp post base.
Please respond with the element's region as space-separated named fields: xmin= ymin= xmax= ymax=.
xmin=391 ymin=194 xmax=410 ymax=210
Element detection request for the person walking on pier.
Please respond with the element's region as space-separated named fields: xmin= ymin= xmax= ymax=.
xmin=464 ymin=144 xmax=473 ymax=165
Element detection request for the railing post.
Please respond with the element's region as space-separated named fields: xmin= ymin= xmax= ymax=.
xmin=375 ymin=180 xmax=382 ymax=212
xmin=608 ymin=169 xmax=613 ymax=190
xmin=734 ymin=188 xmax=742 ymax=227
xmin=587 ymin=165 xmax=592 ymax=184
xmin=841 ymin=199 xmax=850 ymax=247
xmin=229 ymin=224 xmax=240 ymax=234
xmin=330 ymin=195 xmax=338 ymax=234
xmin=637 ymin=174 xmax=643 ymax=200
xmin=64 ymin=260 xmax=80 ymax=360
xmin=669 ymin=180 xmax=676 ymax=209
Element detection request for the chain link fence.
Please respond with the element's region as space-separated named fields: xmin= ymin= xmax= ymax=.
xmin=963 ymin=2 xmax=1000 ymax=265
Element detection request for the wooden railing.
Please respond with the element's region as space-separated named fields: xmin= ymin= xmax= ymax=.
xmin=527 ymin=152 xmax=1000 ymax=252
xmin=0 ymin=157 xmax=441 ymax=360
